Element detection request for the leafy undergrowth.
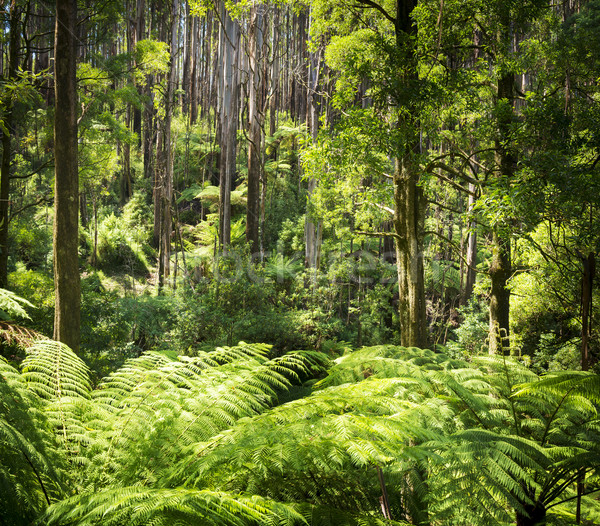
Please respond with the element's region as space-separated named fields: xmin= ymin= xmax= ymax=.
xmin=0 ymin=341 xmax=599 ymax=525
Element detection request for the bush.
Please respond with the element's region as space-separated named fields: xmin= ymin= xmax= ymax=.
xmin=10 ymin=222 xmax=52 ymax=271
xmin=94 ymin=213 xmax=150 ymax=273
xmin=8 ymin=267 xmax=54 ymax=337
xmin=446 ymin=298 xmax=489 ymax=357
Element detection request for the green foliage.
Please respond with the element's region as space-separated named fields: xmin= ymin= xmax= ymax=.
xmin=446 ymin=298 xmax=489 ymax=357
xmin=94 ymin=213 xmax=151 ymax=273
xmin=0 ymin=340 xmax=329 ymax=525
xmin=0 ymin=287 xmax=34 ymax=321
xmin=1 ymin=342 xmax=599 ymax=525
xmin=10 ymin=221 xmax=52 ymax=271
xmin=8 ymin=268 xmax=54 ymax=337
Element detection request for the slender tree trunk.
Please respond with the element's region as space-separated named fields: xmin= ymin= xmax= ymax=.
xmin=489 ymin=71 xmax=515 ymax=354
xmin=305 ymin=13 xmax=322 ymax=270
xmin=269 ymin=8 xmax=280 ymax=139
xmin=581 ymin=252 xmax=595 ymax=371
xmin=391 ymin=0 xmax=428 ymax=349
xmin=218 ymin=3 xmax=239 ymax=254
xmin=246 ymin=5 xmax=265 ymax=255
xmin=0 ymin=0 xmax=20 ymax=288
xmin=53 ymin=0 xmax=80 ymax=353
xmin=155 ymin=0 xmax=179 ymax=291
xmin=462 ymin=183 xmax=477 ymax=304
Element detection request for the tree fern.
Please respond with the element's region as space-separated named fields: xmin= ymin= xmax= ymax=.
xmin=43 ymin=486 xmax=307 ymax=526
xmin=0 ymin=357 xmax=68 ymax=524
xmin=2 ymin=341 xmax=598 ymax=526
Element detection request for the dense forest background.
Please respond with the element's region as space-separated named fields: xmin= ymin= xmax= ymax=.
xmin=1 ymin=0 xmax=600 ymax=524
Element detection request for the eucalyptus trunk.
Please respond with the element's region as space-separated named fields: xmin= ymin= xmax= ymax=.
xmin=218 ymin=4 xmax=240 ymax=254
xmin=53 ymin=0 xmax=80 ymax=353
xmin=393 ymin=154 xmax=428 ymax=348
xmin=246 ymin=5 xmax=266 ymax=256
xmin=391 ymin=0 xmax=428 ymax=348
xmin=462 ymin=183 xmax=478 ymax=304
xmin=154 ymin=0 xmax=179 ymax=291
xmin=0 ymin=1 xmax=20 ymax=288
xmin=305 ymin=13 xmax=322 ymax=270
xmin=489 ymin=71 xmax=515 ymax=354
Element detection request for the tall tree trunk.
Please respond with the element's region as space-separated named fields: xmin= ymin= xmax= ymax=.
xmin=391 ymin=0 xmax=428 ymax=348
xmin=581 ymin=252 xmax=595 ymax=371
xmin=393 ymin=154 xmax=428 ymax=348
xmin=53 ymin=0 xmax=80 ymax=353
xmin=489 ymin=71 xmax=515 ymax=354
xmin=155 ymin=0 xmax=179 ymax=291
xmin=218 ymin=4 xmax=239 ymax=254
xmin=0 ymin=0 xmax=20 ymax=288
xmin=462 ymin=183 xmax=478 ymax=304
xmin=246 ymin=5 xmax=266 ymax=256
xmin=305 ymin=13 xmax=322 ymax=270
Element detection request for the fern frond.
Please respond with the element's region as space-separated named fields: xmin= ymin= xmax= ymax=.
xmin=22 ymin=340 xmax=92 ymax=400
xmin=0 ymin=357 xmax=68 ymax=522
xmin=79 ymin=345 xmax=327 ymax=489
xmin=515 ymin=370 xmax=600 ymax=404
xmin=43 ymin=487 xmax=307 ymax=526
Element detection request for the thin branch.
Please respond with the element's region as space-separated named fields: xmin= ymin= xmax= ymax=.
xmin=10 ymin=158 xmax=54 ymax=180
xmin=424 ymin=229 xmax=483 ymax=274
xmin=9 ymin=196 xmax=52 ymax=222
xmin=426 ymin=161 xmax=482 ymax=190
xmin=351 ymin=0 xmax=396 ymax=25
xmin=355 ymin=230 xmax=400 ymax=240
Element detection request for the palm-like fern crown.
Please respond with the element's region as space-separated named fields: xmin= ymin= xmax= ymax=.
xmin=0 ymin=341 xmax=598 ymax=525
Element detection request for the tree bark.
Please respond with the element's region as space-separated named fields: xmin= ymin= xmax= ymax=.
xmin=305 ymin=13 xmax=322 ymax=270
xmin=53 ymin=0 xmax=80 ymax=353
xmin=390 ymin=0 xmax=428 ymax=348
xmin=489 ymin=70 xmax=515 ymax=354
xmin=154 ymin=0 xmax=179 ymax=291
xmin=0 ymin=0 xmax=21 ymax=288
xmin=218 ymin=3 xmax=239 ymax=254
xmin=581 ymin=252 xmax=595 ymax=371
xmin=393 ymin=154 xmax=428 ymax=348
xmin=246 ymin=5 xmax=266 ymax=256
xmin=462 ymin=183 xmax=477 ymax=304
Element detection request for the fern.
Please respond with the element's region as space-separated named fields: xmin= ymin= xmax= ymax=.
xmin=2 ymin=341 xmax=599 ymax=526
xmin=43 ymin=487 xmax=306 ymax=526
xmin=0 ymin=358 xmax=68 ymax=523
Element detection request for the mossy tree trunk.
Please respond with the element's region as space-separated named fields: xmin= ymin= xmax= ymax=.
xmin=0 ymin=0 xmax=20 ymax=288
xmin=391 ymin=0 xmax=428 ymax=348
xmin=53 ymin=0 xmax=80 ymax=353
xmin=489 ymin=70 xmax=515 ymax=355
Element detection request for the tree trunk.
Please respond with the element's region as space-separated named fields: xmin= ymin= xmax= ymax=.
xmin=246 ymin=5 xmax=266 ymax=256
xmin=305 ymin=13 xmax=322 ymax=270
xmin=154 ymin=0 xmax=178 ymax=291
xmin=390 ymin=0 xmax=428 ymax=349
xmin=0 ymin=0 xmax=20 ymax=288
xmin=516 ymin=502 xmax=546 ymax=526
xmin=218 ymin=4 xmax=239 ymax=254
xmin=462 ymin=183 xmax=477 ymax=304
xmin=53 ymin=0 xmax=80 ymax=353
xmin=581 ymin=252 xmax=595 ymax=371
xmin=393 ymin=154 xmax=428 ymax=348
xmin=489 ymin=71 xmax=515 ymax=354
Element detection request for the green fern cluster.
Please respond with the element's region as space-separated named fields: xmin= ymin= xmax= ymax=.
xmin=0 ymin=341 xmax=598 ymax=525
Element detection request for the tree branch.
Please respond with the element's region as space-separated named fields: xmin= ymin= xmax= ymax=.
xmin=351 ymin=0 xmax=396 ymax=25
xmin=426 ymin=161 xmax=482 ymax=191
